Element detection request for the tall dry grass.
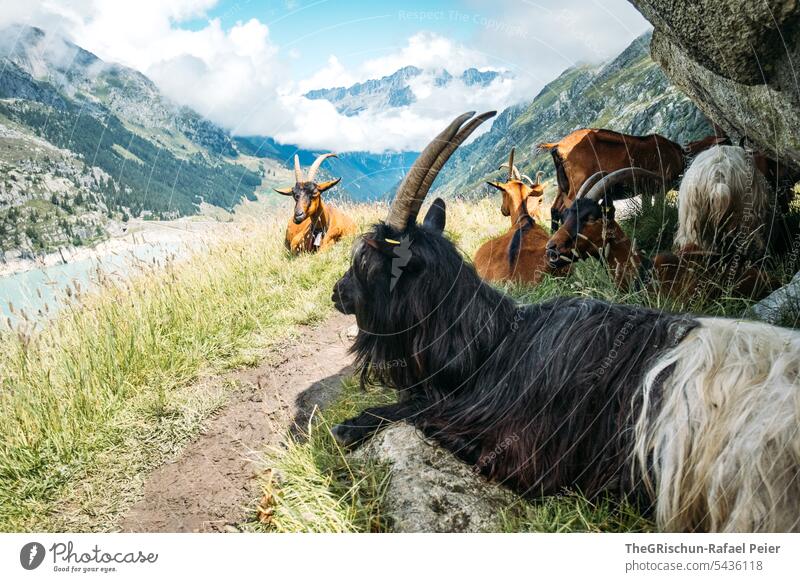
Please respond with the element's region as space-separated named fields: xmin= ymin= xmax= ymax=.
xmin=0 ymin=204 xmax=379 ymax=531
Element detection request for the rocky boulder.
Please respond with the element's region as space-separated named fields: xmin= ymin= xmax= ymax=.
xmin=353 ymin=424 xmax=518 ymax=532
xmin=629 ymin=0 xmax=800 ymax=170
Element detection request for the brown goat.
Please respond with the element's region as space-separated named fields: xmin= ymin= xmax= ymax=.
xmin=274 ymin=153 xmax=356 ymax=253
xmin=538 ymin=128 xmax=727 ymax=232
xmin=545 ymin=168 xmax=778 ymax=299
xmin=474 ymin=149 xmax=566 ymax=284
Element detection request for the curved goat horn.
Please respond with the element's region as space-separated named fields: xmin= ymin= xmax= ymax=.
xmin=386 ymin=111 xmax=496 ymax=231
xmin=307 ymin=153 xmax=338 ymax=182
xmin=415 ymin=111 xmax=497 ymax=201
xmin=520 ymin=174 xmax=534 ymax=186
xmin=583 ymin=167 xmax=664 ymax=202
xmin=293 ymin=154 xmax=304 ymax=183
xmin=535 ymin=171 xmax=544 ymax=185
xmin=576 ymin=171 xmax=608 ymax=200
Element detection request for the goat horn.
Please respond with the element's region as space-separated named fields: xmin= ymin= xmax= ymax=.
xmin=293 ymin=154 xmax=304 ymax=183
xmin=583 ymin=167 xmax=664 ymax=202
xmin=415 ymin=111 xmax=497 ymax=202
xmin=386 ymin=111 xmax=495 ymax=231
xmin=520 ymin=174 xmax=534 ymax=186
xmin=499 ymin=162 xmax=522 ymax=181
xmin=535 ymin=171 xmax=544 ymax=185
xmin=576 ymin=171 xmax=608 ymax=200
xmin=507 ymin=147 xmax=516 ymax=181
xmin=307 ymin=153 xmax=338 ymax=182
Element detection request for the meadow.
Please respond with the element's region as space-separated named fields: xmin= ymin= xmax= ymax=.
xmin=1 ymin=195 xmax=797 ymax=532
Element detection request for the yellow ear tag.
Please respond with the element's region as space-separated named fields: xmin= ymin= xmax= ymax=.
xmin=384 ymin=238 xmax=401 ymax=245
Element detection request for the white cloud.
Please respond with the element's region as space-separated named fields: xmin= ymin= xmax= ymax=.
xmin=283 ymin=32 xmax=516 ymax=152
xmin=359 ymin=31 xmax=490 ymax=80
xmin=296 ymin=55 xmax=355 ymax=94
xmin=5 ymin=1 xmax=293 ymax=137
xmin=274 ymin=86 xmax=501 ymax=153
xmin=3 ymin=0 xmax=652 ymax=153
xmin=469 ymin=0 xmax=651 ymax=90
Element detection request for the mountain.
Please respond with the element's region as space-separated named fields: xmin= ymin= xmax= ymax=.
xmin=0 ymin=25 xmax=714 ymax=256
xmin=304 ymin=65 xmax=507 ymax=116
xmin=0 ymin=25 xmax=261 ymax=255
xmin=235 ymin=135 xmax=417 ymax=200
xmin=434 ymin=31 xmax=712 ymax=196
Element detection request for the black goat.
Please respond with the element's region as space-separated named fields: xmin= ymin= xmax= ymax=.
xmin=331 ymin=112 xmax=800 ymax=532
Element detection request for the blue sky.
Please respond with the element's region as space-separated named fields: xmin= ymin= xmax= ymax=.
xmin=190 ymin=0 xmax=477 ymax=78
xmin=7 ymin=0 xmax=651 ymax=151
xmin=178 ymin=0 xmax=650 ymax=81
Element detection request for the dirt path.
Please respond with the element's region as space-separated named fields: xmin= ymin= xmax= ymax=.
xmin=120 ymin=312 xmax=356 ymax=532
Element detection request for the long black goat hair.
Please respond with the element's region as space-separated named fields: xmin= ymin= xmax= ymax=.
xmin=331 ymin=112 xmax=800 ymax=532
xmin=338 ymin=214 xmax=695 ymax=496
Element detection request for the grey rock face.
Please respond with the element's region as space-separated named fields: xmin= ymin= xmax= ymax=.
xmin=629 ymin=0 xmax=800 ymax=170
xmin=353 ymin=424 xmax=517 ymax=532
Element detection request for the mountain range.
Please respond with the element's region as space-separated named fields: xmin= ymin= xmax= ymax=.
xmin=0 ymin=25 xmax=711 ymax=258
xmin=304 ymin=65 xmax=506 ymax=116
xmin=0 ymin=25 xmax=410 ymax=255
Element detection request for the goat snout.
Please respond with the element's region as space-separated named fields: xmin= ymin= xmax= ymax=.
xmin=294 ymin=210 xmax=306 ymax=224
xmin=545 ymin=244 xmax=561 ymax=264
xmin=546 ymin=242 xmax=572 ymax=268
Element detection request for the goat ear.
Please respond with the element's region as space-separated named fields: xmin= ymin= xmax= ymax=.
xmin=316 ymin=178 xmax=341 ymax=193
xmin=273 ymin=186 xmax=294 ymax=195
xmin=486 ymin=181 xmax=505 ymax=192
xmin=422 ymin=198 xmax=446 ymax=233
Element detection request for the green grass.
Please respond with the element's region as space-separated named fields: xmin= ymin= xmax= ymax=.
xmin=499 ymin=493 xmax=653 ymax=533
xmin=245 ymin=378 xmax=394 ymax=533
xmin=0 ymin=208 xmax=372 ymax=532
xmin=251 ymin=372 xmax=656 ymax=533
xmin=3 ymin=197 xmax=797 ymax=533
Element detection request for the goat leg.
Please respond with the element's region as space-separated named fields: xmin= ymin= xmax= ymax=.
xmin=331 ymin=401 xmax=423 ymax=448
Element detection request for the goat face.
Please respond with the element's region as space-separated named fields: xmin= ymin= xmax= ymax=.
xmin=332 ymin=199 xmax=449 ymax=330
xmin=545 ymin=198 xmax=607 ymax=268
xmin=274 ymin=179 xmax=340 ymax=224
xmin=486 ymin=180 xmax=545 ymax=223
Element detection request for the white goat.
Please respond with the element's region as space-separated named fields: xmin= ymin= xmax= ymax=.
xmin=675 ymin=145 xmax=769 ymax=256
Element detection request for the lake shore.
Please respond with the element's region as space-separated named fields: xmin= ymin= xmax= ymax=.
xmin=0 ymin=218 xmax=238 ymax=280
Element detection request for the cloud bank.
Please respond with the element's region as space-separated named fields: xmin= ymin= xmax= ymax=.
xmin=2 ymin=0 xmax=650 ymax=153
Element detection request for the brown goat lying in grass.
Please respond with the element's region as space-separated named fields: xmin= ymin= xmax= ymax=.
xmin=474 ymin=149 xmax=567 ymax=284
xmin=274 ymin=153 xmax=356 ymax=253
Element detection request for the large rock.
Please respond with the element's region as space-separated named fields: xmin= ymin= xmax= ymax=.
xmin=629 ymin=0 xmax=800 ymax=170
xmin=354 ymin=424 xmax=517 ymax=532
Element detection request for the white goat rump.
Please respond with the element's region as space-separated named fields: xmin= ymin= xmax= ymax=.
xmin=674 ymin=145 xmax=769 ymax=255
xmin=635 ymin=317 xmax=800 ymax=532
